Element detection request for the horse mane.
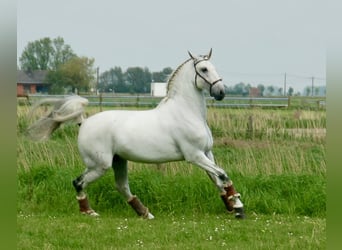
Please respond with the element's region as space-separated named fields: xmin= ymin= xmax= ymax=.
xmin=166 ymin=58 xmax=192 ymax=95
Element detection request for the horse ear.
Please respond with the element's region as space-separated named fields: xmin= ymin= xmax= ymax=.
xmin=207 ymin=48 xmax=213 ymax=59
xmin=188 ymin=51 xmax=195 ymax=60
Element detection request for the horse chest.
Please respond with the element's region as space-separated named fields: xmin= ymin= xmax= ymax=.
xmin=180 ymin=121 xmax=213 ymax=151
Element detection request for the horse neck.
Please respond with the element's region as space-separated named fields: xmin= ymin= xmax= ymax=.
xmin=161 ymin=61 xmax=207 ymax=120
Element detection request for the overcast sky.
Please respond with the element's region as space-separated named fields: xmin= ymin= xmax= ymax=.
xmin=17 ymin=0 xmax=327 ymax=93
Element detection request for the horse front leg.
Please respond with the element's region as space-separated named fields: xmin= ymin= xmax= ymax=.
xmin=200 ymin=151 xmax=245 ymax=219
xmin=208 ymin=174 xmax=245 ymax=219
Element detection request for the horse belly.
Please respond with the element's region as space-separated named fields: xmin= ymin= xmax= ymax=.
xmin=116 ymin=134 xmax=183 ymax=163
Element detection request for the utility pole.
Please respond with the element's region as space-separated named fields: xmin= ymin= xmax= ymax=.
xmin=284 ymin=73 xmax=287 ymax=96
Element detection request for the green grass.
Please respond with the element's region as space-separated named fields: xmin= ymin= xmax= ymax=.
xmin=17 ymin=213 xmax=325 ymax=250
xmin=18 ymin=164 xmax=325 ymax=217
xmin=17 ymin=104 xmax=326 ymax=249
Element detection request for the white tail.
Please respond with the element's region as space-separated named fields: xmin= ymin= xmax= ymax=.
xmin=27 ymin=95 xmax=89 ymax=141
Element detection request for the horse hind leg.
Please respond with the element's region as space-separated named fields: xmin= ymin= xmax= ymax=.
xmin=112 ymin=155 xmax=154 ymax=219
xmin=72 ymin=167 xmax=108 ymax=216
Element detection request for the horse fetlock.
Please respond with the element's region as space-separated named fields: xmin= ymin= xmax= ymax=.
xmin=76 ymin=194 xmax=99 ymax=216
xmin=128 ymin=196 xmax=154 ymax=219
xmin=220 ymin=194 xmax=234 ymax=213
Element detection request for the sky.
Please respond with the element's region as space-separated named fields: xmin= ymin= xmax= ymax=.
xmin=17 ymin=0 xmax=327 ymax=93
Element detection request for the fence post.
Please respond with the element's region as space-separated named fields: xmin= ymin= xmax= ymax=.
xmin=136 ymin=94 xmax=140 ymax=107
xmin=316 ymin=100 xmax=321 ymax=110
xmin=246 ymin=115 xmax=254 ymax=139
xmin=287 ymin=96 xmax=291 ymax=108
xmin=99 ymin=93 xmax=103 ymax=112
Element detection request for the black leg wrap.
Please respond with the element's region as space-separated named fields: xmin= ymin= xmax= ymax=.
xmin=72 ymin=176 xmax=84 ymax=193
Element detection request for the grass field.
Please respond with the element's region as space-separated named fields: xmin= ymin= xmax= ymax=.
xmin=17 ymin=103 xmax=326 ymax=249
xmin=17 ymin=213 xmax=325 ymax=249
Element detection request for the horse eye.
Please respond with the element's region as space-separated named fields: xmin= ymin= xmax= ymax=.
xmin=201 ymin=67 xmax=208 ymax=73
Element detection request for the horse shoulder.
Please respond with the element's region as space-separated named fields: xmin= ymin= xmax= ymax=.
xmin=165 ymin=110 xmax=213 ymax=152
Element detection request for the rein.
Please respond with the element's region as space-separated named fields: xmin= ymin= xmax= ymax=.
xmin=193 ymin=57 xmax=222 ymax=96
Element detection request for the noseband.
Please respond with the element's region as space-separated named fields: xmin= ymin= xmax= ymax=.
xmin=193 ymin=57 xmax=222 ymax=96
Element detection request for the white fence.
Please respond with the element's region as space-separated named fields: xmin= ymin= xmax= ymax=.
xmin=22 ymin=94 xmax=292 ymax=108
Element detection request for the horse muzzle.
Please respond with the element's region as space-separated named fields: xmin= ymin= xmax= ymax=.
xmin=210 ymin=82 xmax=225 ymax=101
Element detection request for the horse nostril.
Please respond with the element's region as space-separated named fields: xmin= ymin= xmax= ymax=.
xmin=214 ymin=92 xmax=225 ymax=101
xmin=219 ymin=90 xmax=225 ymax=99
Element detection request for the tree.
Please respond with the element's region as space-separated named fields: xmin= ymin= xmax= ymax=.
xmin=266 ymin=85 xmax=275 ymax=96
xmin=99 ymin=67 xmax=127 ymax=93
xmin=99 ymin=66 xmax=173 ymax=94
xmin=152 ymin=67 xmax=173 ymax=82
xmin=257 ymin=84 xmax=265 ymax=96
xmin=277 ymin=87 xmax=283 ymax=96
xmin=50 ymin=37 xmax=76 ymax=69
xmin=46 ymin=70 xmax=65 ymax=94
xmin=304 ymin=86 xmax=311 ymax=96
xmin=19 ymin=36 xmax=76 ymax=71
xmin=125 ymin=67 xmax=151 ymax=93
xmin=287 ymin=87 xmax=294 ymax=96
xmin=162 ymin=67 xmax=173 ymax=76
xmin=47 ymin=56 xmax=95 ymax=94
xmin=19 ymin=37 xmax=53 ymax=71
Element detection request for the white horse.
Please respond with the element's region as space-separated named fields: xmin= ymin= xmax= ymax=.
xmin=28 ymin=49 xmax=245 ymax=219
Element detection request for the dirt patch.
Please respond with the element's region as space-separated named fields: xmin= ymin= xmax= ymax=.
xmin=215 ymin=137 xmax=271 ymax=149
xmin=215 ymin=128 xmax=326 ymax=149
xmin=266 ymin=128 xmax=326 ymax=139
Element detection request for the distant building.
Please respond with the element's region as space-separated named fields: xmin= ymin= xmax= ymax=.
xmin=151 ymin=82 xmax=167 ymax=97
xmin=17 ymin=70 xmax=50 ymax=96
xmin=249 ymin=87 xmax=260 ymax=97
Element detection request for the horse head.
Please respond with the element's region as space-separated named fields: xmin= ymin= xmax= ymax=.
xmin=188 ymin=49 xmax=225 ymax=101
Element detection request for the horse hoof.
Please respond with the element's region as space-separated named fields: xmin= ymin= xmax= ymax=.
xmin=81 ymin=210 xmax=99 ymax=217
xmin=89 ymin=211 xmax=100 ymax=217
xmin=146 ymin=212 xmax=155 ymax=219
xmin=234 ymin=207 xmax=245 ymax=219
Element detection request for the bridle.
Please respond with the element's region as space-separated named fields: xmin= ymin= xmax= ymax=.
xmin=193 ymin=56 xmax=222 ymax=96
